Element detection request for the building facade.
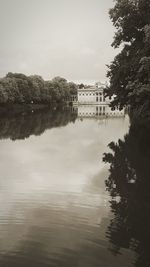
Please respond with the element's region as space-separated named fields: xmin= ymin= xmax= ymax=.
xmin=77 ymin=82 xmax=124 ymax=117
xmin=78 ymin=82 xmax=112 ymax=105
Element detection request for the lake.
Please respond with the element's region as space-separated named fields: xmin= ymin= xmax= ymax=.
xmin=0 ymin=106 xmax=149 ymax=267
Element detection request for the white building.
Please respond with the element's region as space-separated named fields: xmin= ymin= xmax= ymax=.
xmin=78 ymin=82 xmax=113 ymax=105
xmin=77 ymin=82 xmax=124 ymax=117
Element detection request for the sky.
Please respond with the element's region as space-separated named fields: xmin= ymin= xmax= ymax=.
xmin=0 ymin=0 xmax=117 ymax=83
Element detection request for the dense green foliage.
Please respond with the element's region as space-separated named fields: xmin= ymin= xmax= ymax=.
xmin=107 ymin=0 xmax=150 ymax=110
xmin=0 ymin=73 xmax=77 ymax=104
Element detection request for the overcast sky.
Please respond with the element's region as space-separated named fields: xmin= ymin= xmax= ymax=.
xmin=0 ymin=0 xmax=117 ymax=82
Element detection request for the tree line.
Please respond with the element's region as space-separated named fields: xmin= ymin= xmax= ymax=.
xmin=107 ymin=0 xmax=150 ymax=115
xmin=0 ymin=73 xmax=78 ymax=104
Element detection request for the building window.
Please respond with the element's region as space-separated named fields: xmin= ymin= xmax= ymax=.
xmin=100 ymin=97 xmax=102 ymax=102
xmin=96 ymin=97 xmax=98 ymax=102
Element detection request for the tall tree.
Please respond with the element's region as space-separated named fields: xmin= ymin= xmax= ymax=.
xmin=107 ymin=0 xmax=150 ymax=111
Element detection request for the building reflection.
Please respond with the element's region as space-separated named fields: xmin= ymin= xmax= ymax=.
xmin=103 ymin=115 xmax=150 ymax=267
xmin=77 ymin=105 xmax=125 ymax=118
xmin=0 ymin=104 xmax=125 ymax=141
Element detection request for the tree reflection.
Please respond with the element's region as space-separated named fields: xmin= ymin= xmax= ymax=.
xmin=0 ymin=106 xmax=77 ymax=140
xmin=103 ymin=117 xmax=150 ymax=267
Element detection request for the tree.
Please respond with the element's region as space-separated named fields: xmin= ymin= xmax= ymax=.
xmin=79 ymin=83 xmax=84 ymax=89
xmin=68 ymin=82 xmax=78 ymax=95
xmin=107 ymin=0 xmax=150 ymax=111
xmin=0 ymin=82 xmax=8 ymax=103
xmin=29 ymin=75 xmax=45 ymax=103
xmin=0 ymin=73 xmax=77 ymax=105
xmin=6 ymin=73 xmax=32 ymax=103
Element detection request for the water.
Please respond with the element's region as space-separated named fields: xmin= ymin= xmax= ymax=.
xmin=0 ymin=106 xmax=147 ymax=267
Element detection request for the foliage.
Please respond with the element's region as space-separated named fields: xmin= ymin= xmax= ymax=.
xmin=107 ymin=0 xmax=150 ymax=110
xmin=79 ymin=83 xmax=85 ymax=89
xmin=0 ymin=73 xmax=78 ymax=104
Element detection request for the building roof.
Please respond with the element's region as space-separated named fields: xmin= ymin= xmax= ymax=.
xmin=78 ymin=82 xmax=106 ymax=92
xmin=78 ymin=85 xmax=105 ymax=92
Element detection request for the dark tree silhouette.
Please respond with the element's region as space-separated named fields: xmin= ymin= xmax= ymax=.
xmin=103 ymin=116 xmax=150 ymax=267
xmin=107 ymin=0 xmax=150 ymax=111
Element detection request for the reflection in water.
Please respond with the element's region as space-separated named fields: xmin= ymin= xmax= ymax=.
xmin=0 ymin=105 xmax=125 ymax=141
xmin=77 ymin=104 xmax=125 ymax=118
xmin=103 ymin=117 xmax=150 ymax=267
xmin=0 ymin=107 xmax=130 ymax=267
xmin=0 ymin=107 xmax=77 ymax=140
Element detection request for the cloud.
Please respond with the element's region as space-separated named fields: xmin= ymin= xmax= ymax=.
xmin=0 ymin=0 xmax=117 ymax=81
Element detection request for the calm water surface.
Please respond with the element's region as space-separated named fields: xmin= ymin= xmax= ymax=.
xmin=0 ymin=107 xmax=140 ymax=266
